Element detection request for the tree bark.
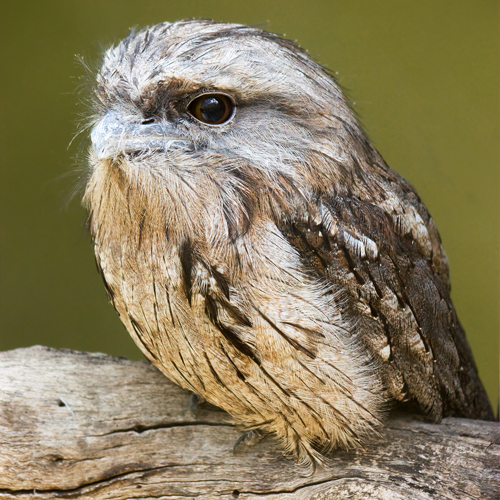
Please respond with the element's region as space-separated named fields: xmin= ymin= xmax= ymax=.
xmin=0 ymin=346 xmax=497 ymax=499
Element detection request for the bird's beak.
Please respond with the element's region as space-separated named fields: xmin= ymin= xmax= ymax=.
xmin=91 ymin=112 xmax=176 ymax=160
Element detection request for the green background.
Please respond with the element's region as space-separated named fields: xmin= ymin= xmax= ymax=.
xmin=1 ymin=1 xmax=498 ymax=413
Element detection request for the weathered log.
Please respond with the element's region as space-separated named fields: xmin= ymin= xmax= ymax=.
xmin=0 ymin=346 xmax=497 ymax=499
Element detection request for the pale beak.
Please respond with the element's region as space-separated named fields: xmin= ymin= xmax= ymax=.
xmin=91 ymin=112 xmax=177 ymax=160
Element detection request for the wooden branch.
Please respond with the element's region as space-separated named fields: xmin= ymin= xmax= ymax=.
xmin=0 ymin=346 xmax=497 ymax=499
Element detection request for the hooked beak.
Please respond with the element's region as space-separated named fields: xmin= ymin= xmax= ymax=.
xmin=91 ymin=112 xmax=178 ymax=160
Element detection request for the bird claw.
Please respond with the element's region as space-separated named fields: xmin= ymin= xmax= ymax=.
xmin=189 ymin=393 xmax=205 ymax=419
xmin=233 ymin=429 xmax=263 ymax=455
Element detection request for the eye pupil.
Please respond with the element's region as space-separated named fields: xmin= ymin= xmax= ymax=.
xmin=189 ymin=94 xmax=234 ymax=125
xmin=199 ymin=97 xmax=226 ymax=123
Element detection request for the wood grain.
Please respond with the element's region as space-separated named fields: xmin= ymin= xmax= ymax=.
xmin=0 ymin=346 xmax=497 ymax=499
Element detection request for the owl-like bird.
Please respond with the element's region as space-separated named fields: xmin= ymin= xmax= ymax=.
xmin=84 ymin=20 xmax=493 ymax=467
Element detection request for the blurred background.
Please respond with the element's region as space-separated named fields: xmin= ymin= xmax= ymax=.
xmin=0 ymin=1 xmax=498 ymax=412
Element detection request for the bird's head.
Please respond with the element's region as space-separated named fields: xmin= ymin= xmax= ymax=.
xmin=86 ymin=20 xmax=379 ymax=243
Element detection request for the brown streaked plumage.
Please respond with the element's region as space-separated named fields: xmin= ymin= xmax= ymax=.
xmin=83 ymin=19 xmax=494 ymax=469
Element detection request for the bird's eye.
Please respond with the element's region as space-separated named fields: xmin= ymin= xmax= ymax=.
xmin=188 ymin=94 xmax=234 ymax=125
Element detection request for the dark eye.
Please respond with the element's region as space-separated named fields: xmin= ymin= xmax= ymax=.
xmin=188 ymin=94 xmax=234 ymax=125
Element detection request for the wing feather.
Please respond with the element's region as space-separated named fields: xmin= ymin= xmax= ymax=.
xmin=276 ymin=189 xmax=493 ymax=421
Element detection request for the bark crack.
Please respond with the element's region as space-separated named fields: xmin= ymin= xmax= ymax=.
xmin=91 ymin=421 xmax=232 ymax=437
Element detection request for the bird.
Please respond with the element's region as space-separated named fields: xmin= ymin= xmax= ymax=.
xmin=83 ymin=19 xmax=494 ymax=469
